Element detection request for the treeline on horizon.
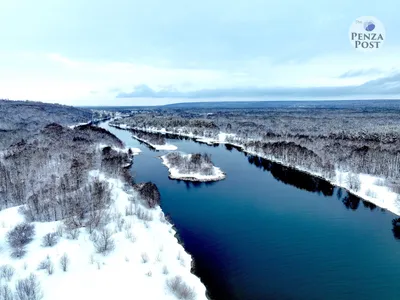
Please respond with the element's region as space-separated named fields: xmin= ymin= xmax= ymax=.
xmin=111 ymin=105 xmax=400 ymax=192
xmin=0 ymin=99 xmax=92 ymax=149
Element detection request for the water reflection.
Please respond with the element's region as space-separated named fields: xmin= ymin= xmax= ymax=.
xmin=172 ymin=178 xmax=217 ymax=189
xmin=134 ymin=140 xmax=158 ymax=152
xmin=342 ymin=193 xmax=360 ymax=210
xmin=165 ymin=133 xmax=192 ymax=141
xmin=224 ymin=144 xmax=243 ymax=152
xmin=362 ymin=200 xmax=377 ymax=211
xmin=392 ymin=218 xmax=400 ymax=240
xmin=245 ymin=154 xmax=334 ymax=197
xmin=242 ymin=153 xmax=389 ymax=214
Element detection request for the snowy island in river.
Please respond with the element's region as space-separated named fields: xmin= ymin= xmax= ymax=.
xmin=161 ymin=152 xmax=226 ymax=182
xmin=133 ymin=131 xmax=177 ymax=151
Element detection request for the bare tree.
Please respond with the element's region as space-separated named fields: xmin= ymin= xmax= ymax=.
xmin=55 ymin=224 xmax=64 ymax=238
xmin=37 ymin=258 xmax=54 ymax=275
xmin=125 ymin=202 xmax=135 ymax=216
xmin=7 ymin=223 xmax=35 ymax=259
xmin=10 ymin=248 xmax=26 ymax=259
xmin=41 ymin=233 xmax=58 ymax=247
xmin=7 ymin=223 xmax=35 ymax=250
xmin=85 ymin=210 xmax=106 ymax=234
xmin=64 ymin=220 xmax=80 ymax=240
xmin=347 ymin=173 xmax=361 ymax=192
xmin=0 ymin=265 xmax=15 ymax=282
xmin=92 ymin=228 xmax=115 ymax=255
xmin=135 ymin=207 xmax=153 ymax=221
xmin=166 ymin=276 xmax=196 ymax=300
xmin=59 ymin=253 xmax=70 ymax=272
xmin=14 ymin=274 xmax=43 ymax=300
xmin=162 ymin=265 xmax=169 ymax=275
xmin=135 ymin=182 xmax=160 ymax=209
xmin=141 ymin=252 xmax=149 ymax=263
xmin=0 ymin=284 xmax=14 ymax=300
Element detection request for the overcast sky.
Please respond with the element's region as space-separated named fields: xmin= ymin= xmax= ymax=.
xmin=0 ymin=0 xmax=399 ymax=106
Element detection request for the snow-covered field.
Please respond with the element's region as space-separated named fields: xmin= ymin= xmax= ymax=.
xmin=119 ymin=125 xmax=400 ymax=217
xmin=0 ymin=173 xmax=207 ymax=300
xmin=160 ymin=154 xmax=226 ymax=182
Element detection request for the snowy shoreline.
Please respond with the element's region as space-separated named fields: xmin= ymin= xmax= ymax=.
xmin=109 ymin=123 xmax=177 ymax=151
xmin=0 ymin=172 xmax=208 ymax=300
xmin=160 ymin=154 xmax=226 ymax=182
xmin=114 ymin=124 xmax=400 ymax=217
xmin=132 ymin=134 xmax=178 ymax=151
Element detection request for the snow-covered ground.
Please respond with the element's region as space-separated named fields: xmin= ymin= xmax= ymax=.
xmin=119 ymin=125 xmax=400 ymax=216
xmin=68 ymin=121 xmax=92 ymax=129
xmin=0 ymin=172 xmax=207 ymax=300
xmin=334 ymin=171 xmax=400 ymax=215
xmin=130 ymin=147 xmax=142 ymax=155
xmin=161 ymin=154 xmax=226 ymax=182
xmin=109 ymin=123 xmax=130 ymax=130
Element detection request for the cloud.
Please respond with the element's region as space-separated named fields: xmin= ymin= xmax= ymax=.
xmin=117 ymin=85 xmax=181 ymax=98
xmin=338 ymin=68 xmax=382 ymax=78
xmin=360 ymin=72 xmax=400 ymax=94
xmin=116 ymin=73 xmax=400 ymax=99
xmin=47 ymin=53 xmax=80 ymax=68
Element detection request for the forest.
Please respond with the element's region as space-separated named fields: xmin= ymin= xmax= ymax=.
xmin=111 ymin=101 xmax=400 ymax=193
xmin=0 ymin=101 xmax=157 ymax=224
xmin=0 ymin=123 xmax=132 ymax=222
xmin=133 ymin=130 xmax=166 ymax=146
xmin=0 ymin=99 xmax=91 ymax=149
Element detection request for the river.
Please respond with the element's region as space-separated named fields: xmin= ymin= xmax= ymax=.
xmin=101 ymin=121 xmax=400 ymax=300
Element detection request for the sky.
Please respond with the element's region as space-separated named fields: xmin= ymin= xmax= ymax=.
xmin=0 ymin=0 xmax=399 ymax=106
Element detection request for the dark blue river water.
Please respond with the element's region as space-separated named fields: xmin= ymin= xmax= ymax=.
xmin=102 ymin=122 xmax=400 ymax=300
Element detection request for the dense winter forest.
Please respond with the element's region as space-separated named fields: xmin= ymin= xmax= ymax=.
xmin=0 ymin=100 xmax=91 ymax=149
xmin=0 ymin=100 xmax=157 ymax=224
xmin=134 ymin=131 xmax=166 ymax=146
xmin=0 ymin=123 xmax=133 ymax=221
xmin=110 ymin=101 xmax=400 ymax=193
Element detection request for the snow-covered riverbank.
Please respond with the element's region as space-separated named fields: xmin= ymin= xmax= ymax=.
xmin=132 ymin=134 xmax=178 ymax=151
xmin=161 ymin=154 xmax=226 ymax=182
xmin=0 ymin=172 xmax=208 ymax=300
xmin=243 ymin=146 xmax=400 ymax=216
xmin=116 ymin=124 xmax=400 ymax=217
xmin=109 ymin=123 xmax=177 ymax=151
